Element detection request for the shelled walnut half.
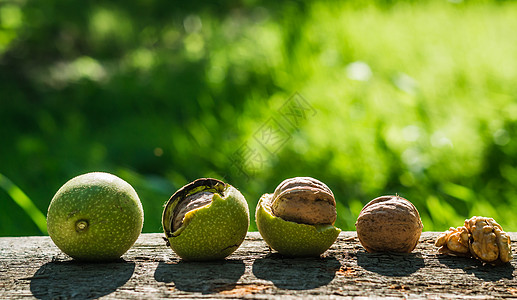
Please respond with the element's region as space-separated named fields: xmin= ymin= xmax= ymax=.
xmin=435 ymin=216 xmax=513 ymax=264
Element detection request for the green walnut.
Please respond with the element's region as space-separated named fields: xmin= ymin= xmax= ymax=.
xmin=162 ymin=178 xmax=249 ymax=261
xmin=256 ymin=177 xmax=341 ymax=257
xmin=47 ymin=172 xmax=144 ymax=262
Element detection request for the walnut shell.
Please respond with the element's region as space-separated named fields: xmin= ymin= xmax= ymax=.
xmin=271 ymin=177 xmax=336 ymax=225
xmin=355 ymin=195 xmax=423 ymax=253
xmin=172 ymin=191 xmax=213 ymax=232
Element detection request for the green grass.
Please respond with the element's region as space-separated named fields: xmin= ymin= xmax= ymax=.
xmin=1 ymin=0 xmax=517 ymax=236
xmin=0 ymin=173 xmax=47 ymax=234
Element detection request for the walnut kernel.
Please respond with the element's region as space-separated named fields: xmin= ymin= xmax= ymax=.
xmin=435 ymin=226 xmax=470 ymax=255
xmin=435 ymin=216 xmax=513 ymax=264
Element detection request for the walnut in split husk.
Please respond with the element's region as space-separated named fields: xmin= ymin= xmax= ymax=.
xmin=162 ymin=178 xmax=249 ymax=261
xmin=255 ymin=177 xmax=341 ymax=257
xmin=435 ymin=216 xmax=513 ymax=264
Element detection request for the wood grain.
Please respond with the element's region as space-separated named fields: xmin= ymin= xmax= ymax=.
xmin=1 ymin=232 xmax=516 ymax=299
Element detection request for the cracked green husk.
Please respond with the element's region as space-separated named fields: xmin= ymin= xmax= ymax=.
xmin=256 ymin=194 xmax=340 ymax=257
xmin=162 ymin=178 xmax=249 ymax=261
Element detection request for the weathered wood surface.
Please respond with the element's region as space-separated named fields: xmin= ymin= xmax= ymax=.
xmin=1 ymin=232 xmax=516 ymax=299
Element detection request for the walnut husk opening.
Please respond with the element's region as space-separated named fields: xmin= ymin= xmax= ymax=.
xmin=162 ymin=178 xmax=226 ymax=237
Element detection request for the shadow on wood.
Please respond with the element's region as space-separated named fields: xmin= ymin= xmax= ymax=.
xmin=252 ymin=254 xmax=341 ymax=290
xmin=154 ymin=260 xmax=245 ymax=294
xmin=29 ymin=259 xmax=135 ymax=300
xmin=356 ymin=251 xmax=425 ymax=277
xmin=437 ymin=255 xmax=515 ymax=281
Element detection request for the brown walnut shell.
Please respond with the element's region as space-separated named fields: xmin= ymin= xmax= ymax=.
xmin=271 ymin=177 xmax=336 ymax=225
xmin=355 ymin=195 xmax=423 ymax=253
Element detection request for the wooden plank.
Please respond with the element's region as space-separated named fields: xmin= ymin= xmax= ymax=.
xmin=0 ymin=232 xmax=516 ymax=299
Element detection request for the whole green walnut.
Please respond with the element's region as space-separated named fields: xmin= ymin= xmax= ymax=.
xmin=256 ymin=177 xmax=341 ymax=257
xmin=47 ymin=172 xmax=144 ymax=261
xmin=162 ymin=178 xmax=249 ymax=261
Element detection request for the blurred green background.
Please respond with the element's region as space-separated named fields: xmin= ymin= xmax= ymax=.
xmin=1 ymin=0 xmax=517 ymax=237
